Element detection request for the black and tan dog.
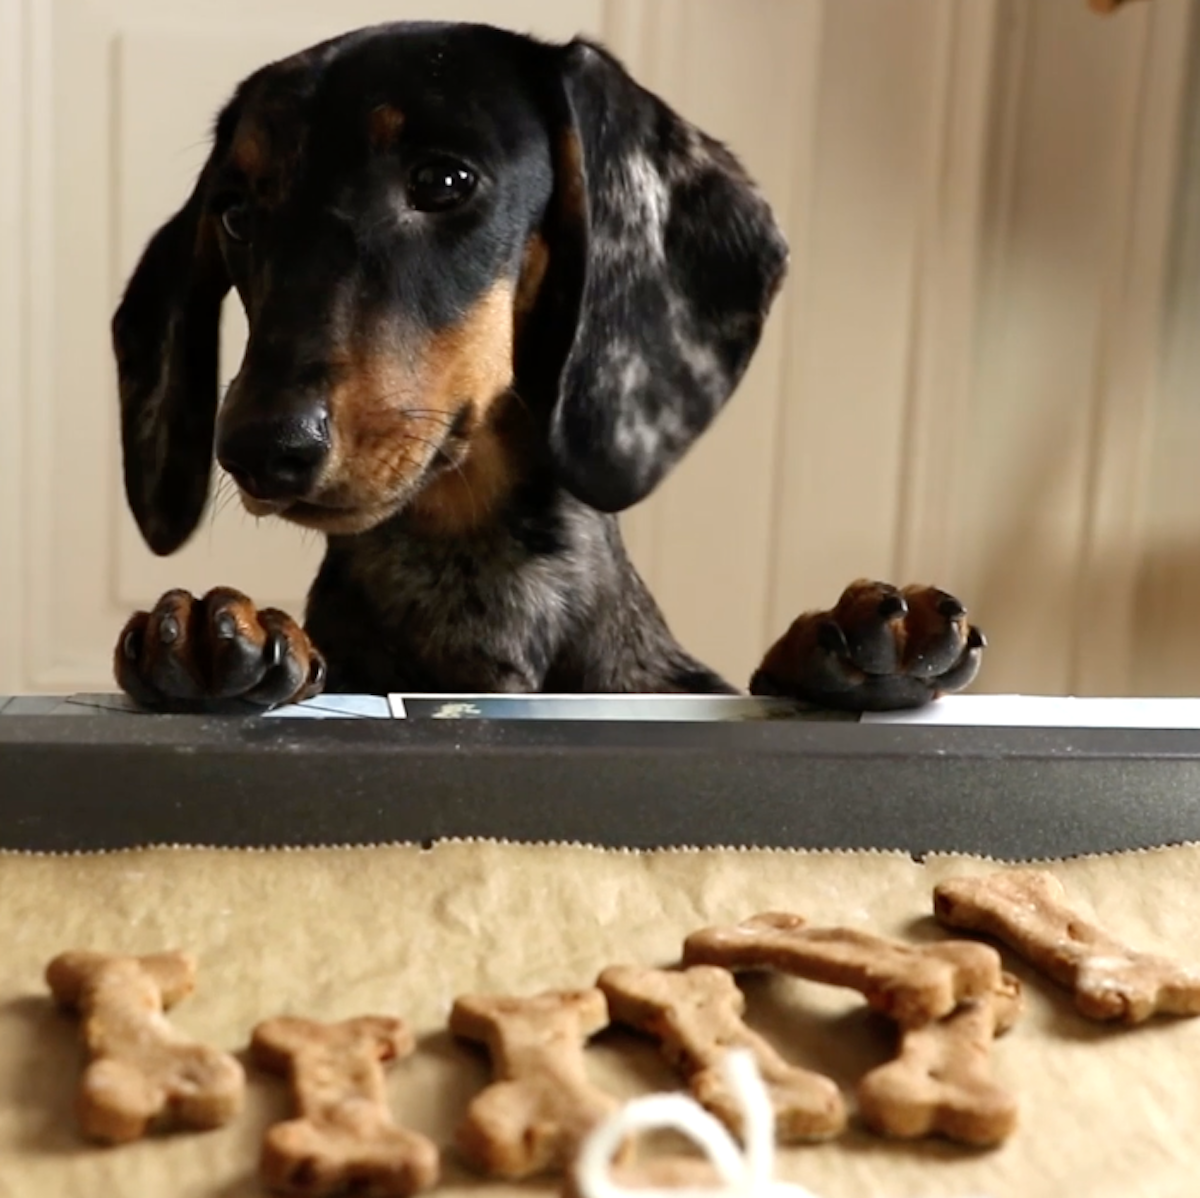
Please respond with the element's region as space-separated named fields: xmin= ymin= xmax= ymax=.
xmin=112 ymin=20 xmax=984 ymax=712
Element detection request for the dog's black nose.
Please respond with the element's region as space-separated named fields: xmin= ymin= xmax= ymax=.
xmin=217 ymin=403 xmax=332 ymax=501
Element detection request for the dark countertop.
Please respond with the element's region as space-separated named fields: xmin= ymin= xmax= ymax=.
xmin=4 ymin=702 xmax=1200 ymax=858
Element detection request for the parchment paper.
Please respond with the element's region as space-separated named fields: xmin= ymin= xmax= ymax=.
xmin=2 ymin=841 xmax=1199 ymax=1198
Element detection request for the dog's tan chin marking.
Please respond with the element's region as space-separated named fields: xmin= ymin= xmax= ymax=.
xmin=406 ymin=413 xmax=515 ymax=537
xmin=320 ymin=281 xmax=518 ymax=536
xmin=404 ymin=281 xmax=519 ymax=536
xmin=239 ymin=493 xmax=287 ymax=518
xmin=281 ymin=505 xmax=396 ymax=536
xmin=406 ymin=251 xmax=558 ymax=536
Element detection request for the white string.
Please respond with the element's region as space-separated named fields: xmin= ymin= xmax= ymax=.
xmin=574 ymin=1050 xmax=994 ymax=1198
xmin=575 ymin=1050 xmax=822 ymax=1198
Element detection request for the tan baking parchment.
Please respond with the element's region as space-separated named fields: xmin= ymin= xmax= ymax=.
xmin=3 ymin=840 xmax=1200 ymax=1198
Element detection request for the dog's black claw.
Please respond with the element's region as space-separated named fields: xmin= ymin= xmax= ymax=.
xmin=938 ymin=595 xmax=966 ymax=619
xmin=213 ymin=611 xmax=238 ymax=640
xmin=122 ymin=627 xmax=142 ymax=661
xmin=968 ymin=626 xmax=987 ymax=650
xmin=877 ymin=593 xmax=907 ymax=620
xmin=817 ymin=620 xmax=849 ymax=656
xmin=309 ymin=655 xmax=327 ymax=688
xmin=158 ymin=614 xmax=180 ymax=645
xmin=264 ymin=630 xmax=286 ymax=669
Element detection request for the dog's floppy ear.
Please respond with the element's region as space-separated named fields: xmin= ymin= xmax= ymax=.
xmin=112 ymin=153 xmax=231 ymax=556
xmin=536 ymin=39 xmax=788 ymax=513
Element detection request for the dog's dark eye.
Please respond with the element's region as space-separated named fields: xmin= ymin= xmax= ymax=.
xmin=220 ymin=203 xmax=253 ymax=243
xmin=407 ymin=159 xmax=478 ymax=212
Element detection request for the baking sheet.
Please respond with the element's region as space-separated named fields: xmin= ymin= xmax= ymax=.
xmin=7 ymin=713 xmax=1200 ymax=858
xmin=2 ymin=840 xmax=1199 ymax=1198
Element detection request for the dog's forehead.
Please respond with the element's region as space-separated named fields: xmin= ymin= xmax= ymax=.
xmin=224 ymin=24 xmax=549 ymax=172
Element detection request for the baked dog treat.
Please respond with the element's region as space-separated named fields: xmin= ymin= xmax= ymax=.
xmin=597 ymin=963 xmax=846 ymax=1142
xmin=683 ymin=912 xmax=1002 ymax=1027
xmin=857 ymin=972 xmax=1023 ymax=1147
xmin=45 ymin=949 xmax=245 ymax=1144
xmin=250 ymin=1015 xmax=439 ymax=1197
xmin=450 ymin=989 xmax=618 ymax=1178
xmin=934 ymin=870 xmax=1200 ymax=1024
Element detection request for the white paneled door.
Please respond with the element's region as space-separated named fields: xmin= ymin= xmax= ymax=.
xmin=1 ymin=0 xmax=1198 ymax=697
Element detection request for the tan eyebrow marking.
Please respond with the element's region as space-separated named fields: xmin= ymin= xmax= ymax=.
xmin=368 ymin=104 xmax=406 ymax=149
xmin=230 ymin=122 xmax=267 ymax=178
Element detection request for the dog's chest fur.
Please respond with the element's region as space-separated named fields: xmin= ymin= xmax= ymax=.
xmin=304 ymin=488 xmax=732 ymax=696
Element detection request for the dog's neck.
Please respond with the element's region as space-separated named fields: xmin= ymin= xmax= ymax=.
xmin=402 ymin=419 xmax=517 ymax=538
xmin=399 ymin=384 xmax=550 ymax=539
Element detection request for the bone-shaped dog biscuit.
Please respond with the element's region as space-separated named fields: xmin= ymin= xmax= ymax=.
xmin=857 ymin=972 xmax=1022 ymax=1146
xmin=683 ymin=912 xmax=1002 ymax=1027
xmin=45 ymin=949 xmax=245 ymax=1144
xmin=450 ymin=988 xmax=618 ymax=1178
xmin=251 ymin=1015 xmax=439 ymax=1197
xmin=934 ymin=869 xmax=1200 ymax=1024
xmin=597 ymin=964 xmax=845 ymax=1142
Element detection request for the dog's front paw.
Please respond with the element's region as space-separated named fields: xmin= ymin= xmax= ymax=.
xmin=114 ymin=587 xmax=326 ymax=712
xmin=751 ymin=580 xmax=985 ymax=712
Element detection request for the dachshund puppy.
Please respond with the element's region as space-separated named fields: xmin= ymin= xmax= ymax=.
xmin=112 ymin=21 xmax=984 ymax=711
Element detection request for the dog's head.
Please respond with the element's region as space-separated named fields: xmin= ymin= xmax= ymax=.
xmin=115 ymin=22 xmax=788 ymax=553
